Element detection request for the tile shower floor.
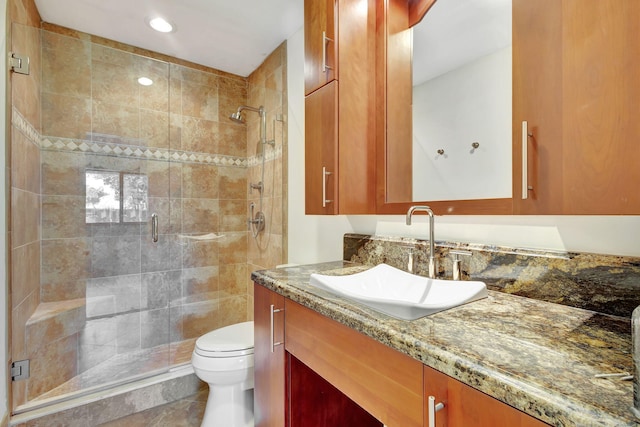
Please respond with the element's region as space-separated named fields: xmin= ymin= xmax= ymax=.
xmin=32 ymin=338 xmax=198 ymax=403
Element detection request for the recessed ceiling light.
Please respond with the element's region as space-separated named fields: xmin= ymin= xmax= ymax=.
xmin=147 ymin=17 xmax=175 ymax=33
xmin=137 ymin=77 xmax=153 ymax=86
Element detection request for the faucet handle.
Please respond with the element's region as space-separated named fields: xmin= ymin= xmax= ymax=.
xmin=450 ymin=250 xmax=472 ymax=281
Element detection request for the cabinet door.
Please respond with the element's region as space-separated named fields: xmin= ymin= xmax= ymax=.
xmin=254 ymin=284 xmax=286 ymax=427
xmin=424 ymin=365 xmax=549 ymax=427
xmin=513 ymin=0 xmax=640 ymax=214
xmin=305 ymin=80 xmax=339 ymax=214
xmin=304 ymin=0 xmax=337 ymax=95
xmin=512 ymin=0 xmax=563 ymax=214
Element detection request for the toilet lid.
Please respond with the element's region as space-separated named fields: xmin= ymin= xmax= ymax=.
xmin=195 ymin=321 xmax=254 ymax=357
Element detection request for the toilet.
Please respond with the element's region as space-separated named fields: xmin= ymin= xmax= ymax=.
xmin=191 ymin=321 xmax=255 ymax=427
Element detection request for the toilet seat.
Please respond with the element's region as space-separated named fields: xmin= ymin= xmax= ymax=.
xmin=195 ymin=321 xmax=254 ymax=358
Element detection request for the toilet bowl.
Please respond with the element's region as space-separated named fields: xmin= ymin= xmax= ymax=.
xmin=192 ymin=321 xmax=255 ymax=427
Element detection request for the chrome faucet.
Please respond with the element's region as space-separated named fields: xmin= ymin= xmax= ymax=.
xmin=406 ymin=206 xmax=436 ymax=278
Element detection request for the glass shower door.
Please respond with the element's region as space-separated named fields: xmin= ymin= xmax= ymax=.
xmin=12 ymin=29 xmax=175 ymax=410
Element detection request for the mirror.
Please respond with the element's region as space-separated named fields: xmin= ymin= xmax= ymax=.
xmin=380 ymin=0 xmax=514 ymax=214
xmin=412 ymin=0 xmax=511 ymax=202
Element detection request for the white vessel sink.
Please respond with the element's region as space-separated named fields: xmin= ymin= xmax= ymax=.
xmin=309 ymin=263 xmax=488 ymax=320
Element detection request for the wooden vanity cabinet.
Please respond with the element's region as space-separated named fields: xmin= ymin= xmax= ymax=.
xmin=254 ymin=284 xmax=286 ymax=427
xmin=285 ymin=299 xmax=423 ymax=427
xmin=255 ymin=282 xmax=551 ymax=426
xmin=513 ymin=0 xmax=640 ymax=214
xmin=304 ymin=0 xmax=377 ymax=215
xmin=424 ymin=365 xmax=549 ymax=427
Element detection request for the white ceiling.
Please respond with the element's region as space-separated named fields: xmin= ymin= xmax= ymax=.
xmin=413 ymin=0 xmax=511 ymax=86
xmin=34 ymin=0 xmax=305 ymax=77
xmin=33 ymin=0 xmax=510 ymax=83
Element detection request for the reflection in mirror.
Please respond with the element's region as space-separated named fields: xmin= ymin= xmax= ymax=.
xmin=402 ymin=0 xmax=512 ymax=202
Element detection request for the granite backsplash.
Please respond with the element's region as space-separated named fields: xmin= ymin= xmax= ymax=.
xmin=344 ymin=234 xmax=640 ymax=318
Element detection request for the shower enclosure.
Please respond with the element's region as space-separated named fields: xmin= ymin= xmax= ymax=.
xmin=10 ymin=25 xmax=252 ymax=413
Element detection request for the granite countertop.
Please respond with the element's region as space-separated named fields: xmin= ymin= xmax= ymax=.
xmin=251 ymin=261 xmax=638 ymax=427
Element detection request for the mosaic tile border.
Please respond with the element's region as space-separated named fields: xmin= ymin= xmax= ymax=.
xmin=12 ymin=107 xmax=283 ymax=168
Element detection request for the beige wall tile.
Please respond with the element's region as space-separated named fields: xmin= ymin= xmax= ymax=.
xmin=182 ymin=198 xmax=219 ymax=235
xmin=182 ymin=239 xmax=220 ymax=269
xmin=217 ymin=296 xmax=248 ymax=328
xmin=182 ymin=81 xmax=219 ymax=121
xmin=11 ymin=23 xmax=41 ymax=129
xmin=11 ymin=189 xmax=39 ymax=248
xmin=27 ymin=334 xmax=78 ymax=400
xmin=181 ymin=116 xmax=218 ymax=154
xmin=11 ymin=128 xmax=40 ymax=194
xmin=41 ymin=238 xmax=90 ymax=300
xmin=179 ymin=300 xmax=219 ymax=339
xmin=41 ymin=151 xmax=84 ymax=196
xmin=216 ymin=121 xmax=245 ymax=157
xmin=219 ymin=263 xmax=247 ymax=298
xmin=91 ymin=100 xmax=139 ymax=141
xmin=181 ymin=266 xmax=219 ymax=301
xmin=42 ymin=31 xmax=91 ymax=97
xmin=42 ymin=195 xmax=88 ymax=239
xmin=219 ymin=232 xmax=247 ymax=265
xmin=182 ymin=163 xmax=219 ymax=199
xmin=219 ymin=199 xmax=246 ymax=232
xmin=218 ymin=166 xmax=247 ymax=200
xmin=42 ymin=93 xmax=91 ymax=139
xmin=139 ymin=109 xmax=170 ymax=149
xmin=11 ymin=243 xmax=40 ymax=310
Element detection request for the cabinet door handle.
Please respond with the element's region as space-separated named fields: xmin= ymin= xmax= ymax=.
xmin=427 ymin=395 xmax=445 ymax=427
xmin=151 ymin=213 xmax=159 ymax=243
xmin=322 ymin=31 xmax=334 ymax=73
xmin=322 ymin=167 xmax=333 ymax=208
xmin=270 ymin=304 xmax=283 ymax=353
xmin=521 ymin=121 xmax=533 ymax=199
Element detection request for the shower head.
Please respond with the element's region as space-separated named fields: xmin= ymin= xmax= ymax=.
xmin=229 ymin=105 xmax=269 ymax=145
xmin=229 ymin=105 xmax=264 ymax=124
xmin=229 ymin=111 xmax=244 ymax=123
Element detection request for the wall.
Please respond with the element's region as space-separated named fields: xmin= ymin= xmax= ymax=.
xmin=246 ymin=42 xmax=288 ymax=313
xmin=286 ymin=28 xmax=640 ymax=264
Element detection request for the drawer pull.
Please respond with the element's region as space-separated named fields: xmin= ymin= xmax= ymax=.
xmin=322 ymin=31 xmax=334 ymax=73
xmin=428 ymin=395 xmax=445 ymax=427
xmin=322 ymin=167 xmax=333 ymax=208
xmin=522 ymin=121 xmax=533 ymax=199
xmin=270 ymin=304 xmax=284 ymax=353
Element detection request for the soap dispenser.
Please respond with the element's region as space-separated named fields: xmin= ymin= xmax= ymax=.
xmin=633 ymin=305 xmax=640 ymax=419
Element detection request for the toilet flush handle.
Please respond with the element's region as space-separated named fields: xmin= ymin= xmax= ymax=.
xmin=270 ymin=304 xmax=284 ymax=353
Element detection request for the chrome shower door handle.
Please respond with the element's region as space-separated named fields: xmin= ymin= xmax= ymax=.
xmin=151 ymin=213 xmax=158 ymax=243
xmin=427 ymin=395 xmax=445 ymax=427
xmin=322 ymin=31 xmax=333 ymax=73
xmin=270 ymin=304 xmax=283 ymax=353
xmin=322 ymin=167 xmax=333 ymax=208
